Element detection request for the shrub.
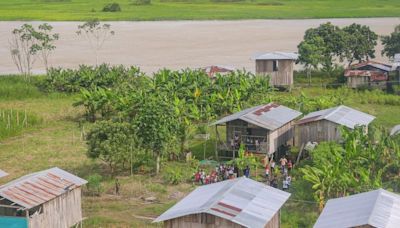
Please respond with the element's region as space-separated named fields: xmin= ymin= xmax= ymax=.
xmin=102 ymin=3 xmax=122 ymax=12
xmin=131 ymin=0 xmax=151 ymax=5
xmin=162 ymin=161 xmax=198 ymax=184
xmin=86 ymin=174 xmax=103 ymax=196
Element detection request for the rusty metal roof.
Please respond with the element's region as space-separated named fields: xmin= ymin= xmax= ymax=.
xmin=0 ymin=167 xmax=87 ymax=209
xmin=344 ymin=70 xmax=388 ymax=81
xmin=351 ymin=61 xmax=392 ymax=72
xmin=211 ymin=103 xmax=302 ymax=130
xmin=0 ymin=170 xmax=8 ymax=179
xmin=154 ymin=177 xmax=290 ymax=228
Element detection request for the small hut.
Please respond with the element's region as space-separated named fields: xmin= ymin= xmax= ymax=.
xmin=154 ymin=177 xmax=290 ymax=228
xmin=252 ymin=52 xmax=298 ymax=87
xmin=212 ymin=103 xmax=302 ymax=159
xmin=314 ymin=189 xmax=400 ymax=228
xmin=202 ymin=65 xmax=235 ymax=79
xmin=345 ymin=61 xmax=391 ymax=88
xmin=296 ymin=105 xmax=375 ymax=146
xmin=0 ymin=167 xmax=87 ymax=228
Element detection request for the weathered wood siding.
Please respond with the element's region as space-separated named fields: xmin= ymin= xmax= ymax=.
xmin=164 ymin=213 xmax=245 ymax=228
xmin=297 ymin=120 xmax=341 ymax=146
xmin=269 ymin=121 xmax=295 ymax=154
xmin=347 ymin=76 xmax=369 ymax=88
xmin=164 ymin=212 xmax=281 ymax=228
xmin=255 ymin=59 xmax=294 ymax=86
xmin=264 ymin=211 xmax=279 ymax=228
xmin=29 ymin=188 xmax=83 ymax=228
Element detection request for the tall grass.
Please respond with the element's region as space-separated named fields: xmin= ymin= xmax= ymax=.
xmin=0 ymin=75 xmax=43 ymax=100
xmin=0 ymin=109 xmax=42 ymax=140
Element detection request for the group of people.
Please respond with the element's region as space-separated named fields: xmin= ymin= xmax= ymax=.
xmin=193 ymin=155 xmax=293 ymax=191
xmin=264 ymin=156 xmax=293 ymax=191
xmin=193 ymin=164 xmax=251 ymax=185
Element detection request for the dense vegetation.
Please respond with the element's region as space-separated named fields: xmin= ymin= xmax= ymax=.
xmin=1 ymin=71 xmax=400 ymax=227
xmin=0 ymin=0 xmax=399 ymax=20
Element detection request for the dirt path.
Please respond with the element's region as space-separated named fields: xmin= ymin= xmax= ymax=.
xmin=0 ymin=18 xmax=399 ymax=75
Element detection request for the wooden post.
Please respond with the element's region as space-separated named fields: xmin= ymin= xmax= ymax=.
xmin=215 ymin=125 xmax=219 ymax=161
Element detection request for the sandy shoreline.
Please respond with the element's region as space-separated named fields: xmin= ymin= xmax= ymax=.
xmin=0 ymin=18 xmax=399 ymax=75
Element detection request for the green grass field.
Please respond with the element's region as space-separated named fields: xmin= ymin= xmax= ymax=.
xmin=0 ymin=0 xmax=399 ymax=21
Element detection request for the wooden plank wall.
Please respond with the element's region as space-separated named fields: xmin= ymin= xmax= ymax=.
xmin=269 ymin=121 xmax=295 ymax=154
xmin=164 ymin=213 xmax=245 ymax=228
xmin=297 ymin=120 xmax=341 ymax=146
xmin=29 ymin=188 xmax=83 ymax=228
xmin=264 ymin=212 xmax=279 ymax=228
xmin=255 ymin=60 xmax=294 ymax=86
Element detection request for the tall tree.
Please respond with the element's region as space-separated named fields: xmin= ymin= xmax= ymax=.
xmin=34 ymin=23 xmax=59 ymax=72
xmin=77 ymin=19 xmax=115 ymax=65
xmin=298 ymin=22 xmax=347 ymax=74
xmin=9 ymin=24 xmax=40 ymax=78
xmin=130 ymin=92 xmax=178 ymax=174
xmin=381 ymin=25 xmax=400 ymax=58
xmin=343 ymin=23 xmax=378 ymax=65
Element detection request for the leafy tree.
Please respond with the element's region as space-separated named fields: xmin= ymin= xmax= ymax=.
xmin=130 ymin=92 xmax=179 ymax=174
xmin=9 ymin=24 xmax=40 ymax=78
xmin=77 ymin=19 xmax=115 ymax=65
xmin=298 ymin=22 xmax=346 ymax=74
xmin=381 ymin=25 xmax=400 ymax=58
xmin=34 ymin=23 xmax=59 ymax=72
xmin=300 ymin=126 xmax=400 ymax=210
xmin=297 ymin=36 xmax=326 ymax=84
xmin=343 ymin=23 xmax=378 ymax=65
xmin=87 ymin=121 xmax=140 ymax=174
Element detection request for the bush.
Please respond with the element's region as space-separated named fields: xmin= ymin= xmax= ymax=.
xmin=86 ymin=174 xmax=103 ymax=196
xmin=37 ymin=64 xmax=144 ymax=93
xmin=162 ymin=161 xmax=198 ymax=184
xmin=102 ymin=3 xmax=122 ymax=12
xmin=131 ymin=0 xmax=151 ymax=5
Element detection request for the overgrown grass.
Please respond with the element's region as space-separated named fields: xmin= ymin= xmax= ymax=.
xmin=0 ymin=0 xmax=399 ymax=20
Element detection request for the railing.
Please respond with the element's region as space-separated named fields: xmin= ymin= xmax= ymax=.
xmin=218 ymin=135 xmax=268 ymax=154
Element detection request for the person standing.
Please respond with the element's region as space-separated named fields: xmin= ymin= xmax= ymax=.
xmin=265 ymin=164 xmax=270 ymax=181
xmin=287 ymin=159 xmax=293 ymax=172
xmin=279 ymin=156 xmax=288 ymax=174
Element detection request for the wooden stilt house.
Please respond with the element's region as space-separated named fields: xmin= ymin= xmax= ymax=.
xmin=252 ymin=52 xmax=298 ymax=87
xmin=212 ymin=103 xmax=302 ymax=159
xmin=0 ymin=167 xmax=87 ymax=228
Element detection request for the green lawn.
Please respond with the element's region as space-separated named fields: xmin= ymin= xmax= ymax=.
xmin=0 ymin=0 xmax=399 ymax=21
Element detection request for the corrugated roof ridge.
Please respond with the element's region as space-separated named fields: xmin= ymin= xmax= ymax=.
xmin=208 ymin=177 xmax=245 ymax=209
xmin=321 ymin=105 xmax=342 ymax=120
xmin=367 ymin=189 xmax=385 ymax=226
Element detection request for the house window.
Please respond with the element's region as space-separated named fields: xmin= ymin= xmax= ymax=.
xmin=273 ymin=60 xmax=279 ymax=72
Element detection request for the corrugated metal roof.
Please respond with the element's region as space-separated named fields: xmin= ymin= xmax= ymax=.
xmin=0 ymin=167 xmax=87 ymax=209
xmin=314 ymin=189 xmax=400 ymax=228
xmin=0 ymin=170 xmax=8 ymax=179
xmin=344 ymin=70 xmax=388 ymax=81
xmin=297 ymin=105 xmax=375 ymax=129
xmin=252 ymin=51 xmax=298 ymax=60
xmin=154 ymin=177 xmax=290 ymax=228
xmin=211 ymin=103 xmax=302 ymax=131
xmin=391 ymin=125 xmax=400 ymax=136
xmin=351 ymin=61 xmax=392 ymax=72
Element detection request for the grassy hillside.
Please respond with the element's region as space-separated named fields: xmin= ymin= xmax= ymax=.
xmin=0 ymin=0 xmax=399 ymax=21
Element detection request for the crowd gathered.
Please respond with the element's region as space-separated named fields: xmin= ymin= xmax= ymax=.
xmin=193 ymin=155 xmax=293 ymax=191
